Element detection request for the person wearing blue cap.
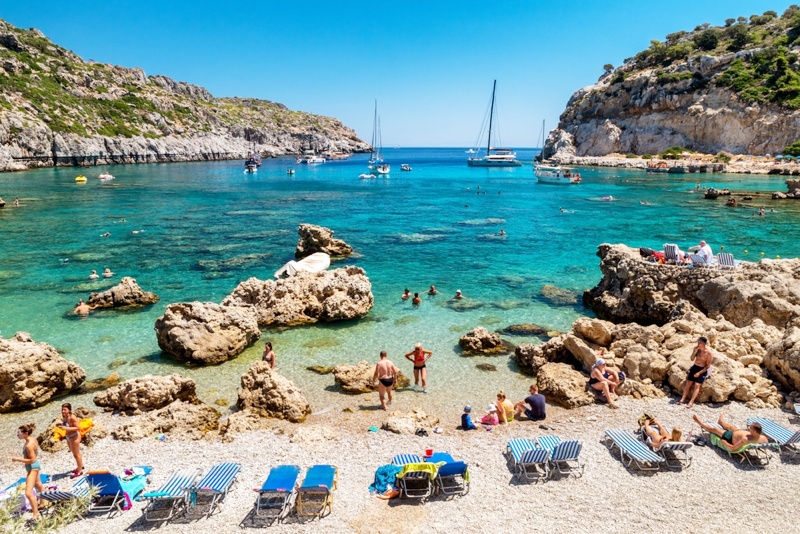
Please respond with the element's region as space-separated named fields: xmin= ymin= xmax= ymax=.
xmin=588 ymin=358 xmax=619 ymax=408
xmin=461 ymin=406 xmax=477 ymax=430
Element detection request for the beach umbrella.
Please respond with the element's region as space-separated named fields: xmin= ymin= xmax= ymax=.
xmin=776 ymin=155 xmax=784 ymax=159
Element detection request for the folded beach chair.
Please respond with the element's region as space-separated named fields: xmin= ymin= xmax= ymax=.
xmin=392 ymin=454 xmax=422 ymax=466
xmin=717 ymin=252 xmax=741 ymax=269
xmin=39 ymin=476 xmax=90 ymax=506
xmin=434 ymin=461 xmax=470 ymax=496
xmin=747 ymin=417 xmax=800 ymax=458
xmin=506 ymin=438 xmax=549 ymax=481
xmin=85 ymin=466 xmax=152 ymax=517
xmin=138 ymin=467 xmax=201 ymax=522
xmin=187 ymin=462 xmax=241 ymax=518
xmin=294 ymin=465 xmax=337 ymax=518
xmin=395 ymin=462 xmax=437 ymax=500
xmin=704 ymin=422 xmax=775 ymax=467
xmin=663 ymin=244 xmax=681 ymax=263
xmin=537 ymin=435 xmax=585 ymax=477
xmin=604 ymin=429 xmax=664 ymax=471
xmin=255 ymin=465 xmax=300 ymax=519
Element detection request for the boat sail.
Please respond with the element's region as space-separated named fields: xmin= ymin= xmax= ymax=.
xmin=467 ymin=80 xmax=521 ymax=167
xmin=368 ymin=100 xmax=390 ymax=174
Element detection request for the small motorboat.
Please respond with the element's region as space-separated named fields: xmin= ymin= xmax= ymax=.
xmin=287 ymin=168 xmax=295 ymax=175
xmin=98 ymin=172 xmax=115 ymax=181
xmin=400 ymin=164 xmax=412 ymax=171
xmin=359 ymin=173 xmax=376 ymax=179
xmin=245 ymin=162 xmax=257 ymax=173
xmin=75 ymin=175 xmax=87 ymax=183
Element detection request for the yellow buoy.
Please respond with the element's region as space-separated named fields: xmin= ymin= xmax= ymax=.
xmin=75 ymin=175 xmax=87 ymax=183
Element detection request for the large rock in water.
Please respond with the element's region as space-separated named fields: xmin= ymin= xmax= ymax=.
xmin=154 ymin=301 xmax=260 ymax=365
xmin=111 ymin=400 xmax=220 ymax=441
xmin=221 ymin=267 xmax=373 ymax=326
xmin=536 ymin=363 xmax=595 ymax=409
xmin=0 ymin=332 xmax=85 ymax=412
xmin=295 ymin=223 xmax=353 ymax=259
xmin=87 ymin=277 xmax=159 ymax=308
xmin=237 ymin=361 xmax=311 ymax=423
xmin=332 ymin=361 xmax=411 ymax=393
xmin=458 ymin=327 xmax=514 ymax=355
xmin=93 ymin=374 xmax=199 ymax=414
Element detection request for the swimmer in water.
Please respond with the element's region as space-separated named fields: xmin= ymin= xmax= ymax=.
xmin=499 ymin=229 xmax=506 ymax=236
xmin=102 ymin=268 xmax=113 ymax=278
xmin=100 ymin=232 xmax=110 ymax=238
xmin=88 ymin=270 xmax=99 ymax=280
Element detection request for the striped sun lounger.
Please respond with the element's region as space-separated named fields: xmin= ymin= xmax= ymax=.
xmin=255 ymin=465 xmax=301 ymax=520
xmin=39 ymin=477 xmax=90 ymax=505
xmin=705 ymin=422 xmax=776 ymax=467
xmin=138 ymin=468 xmax=201 ymax=522
xmin=538 ymin=436 xmax=585 ymax=477
xmin=605 ymin=429 xmax=664 ymax=471
xmin=747 ymin=417 xmax=800 ymax=458
xmin=188 ymin=463 xmax=241 ymax=518
xmin=506 ymin=438 xmax=549 ymax=481
xmin=649 ymin=439 xmax=694 ymax=469
xmin=392 ymin=454 xmax=423 ymax=466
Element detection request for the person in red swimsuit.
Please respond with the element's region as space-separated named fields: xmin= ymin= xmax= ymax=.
xmin=404 ymin=343 xmax=432 ymax=392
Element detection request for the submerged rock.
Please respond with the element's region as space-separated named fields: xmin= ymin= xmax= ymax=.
xmin=540 ymin=284 xmax=579 ymax=305
xmin=476 ymin=363 xmax=497 ymax=372
xmin=295 ymin=223 xmax=353 ymax=259
xmin=499 ymin=324 xmax=548 ymax=336
xmin=87 ymin=277 xmax=159 ymax=308
xmin=93 ymin=374 xmax=199 ymax=414
xmin=459 ymin=327 xmax=515 ymax=356
xmin=237 ymin=361 xmax=311 ymax=423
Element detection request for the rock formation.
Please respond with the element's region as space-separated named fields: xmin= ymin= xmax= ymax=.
xmin=536 ymin=363 xmax=596 ymax=409
xmin=381 ymin=409 xmax=439 ymax=435
xmin=237 ymin=361 xmax=311 ymax=423
xmin=111 ymin=400 xmax=220 ymax=441
xmin=87 ymin=277 xmax=159 ymax=308
xmin=332 ymin=361 xmax=410 ymax=393
xmin=222 ymin=267 xmax=373 ymax=326
xmin=295 ymin=224 xmax=353 ymax=259
xmin=93 ymin=374 xmax=199 ymax=414
xmin=0 ymin=332 xmax=85 ymax=412
xmin=458 ymin=327 xmax=515 ymax=355
xmin=154 ymin=301 xmax=260 ymax=365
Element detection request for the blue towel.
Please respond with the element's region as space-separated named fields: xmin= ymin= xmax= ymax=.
xmin=368 ymin=465 xmax=402 ymax=494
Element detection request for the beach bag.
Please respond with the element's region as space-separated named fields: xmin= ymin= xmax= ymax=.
xmin=639 ymin=247 xmax=655 ymax=258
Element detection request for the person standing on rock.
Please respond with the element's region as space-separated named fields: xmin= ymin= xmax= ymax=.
xmin=679 ymin=336 xmax=713 ymax=408
xmin=405 ymin=343 xmax=432 ymax=392
xmin=12 ymin=423 xmax=43 ymax=527
xmin=262 ymin=341 xmax=276 ymax=369
xmin=373 ymin=351 xmax=399 ymax=410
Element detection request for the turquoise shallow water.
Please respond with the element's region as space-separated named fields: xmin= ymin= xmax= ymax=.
xmin=0 ymin=148 xmax=798 ymax=414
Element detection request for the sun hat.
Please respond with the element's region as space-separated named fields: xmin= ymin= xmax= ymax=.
xmin=464 ymin=405 xmax=472 ymax=412
xmin=415 ymin=342 xmax=422 ymax=348
xmin=592 ymin=358 xmax=606 ymax=369
xmin=486 ymin=404 xmax=497 ymax=412
xmin=456 ymin=289 xmax=462 ymax=293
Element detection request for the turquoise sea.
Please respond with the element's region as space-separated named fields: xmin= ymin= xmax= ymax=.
xmin=0 ymin=148 xmax=798 ymax=417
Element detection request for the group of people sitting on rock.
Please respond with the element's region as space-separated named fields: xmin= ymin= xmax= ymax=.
xmin=460 ymin=384 xmax=546 ymax=430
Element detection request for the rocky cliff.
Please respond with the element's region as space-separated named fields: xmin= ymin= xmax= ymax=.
xmin=544 ymin=7 xmax=800 ymax=159
xmin=0 ymin=20 xmax=370 ymax=172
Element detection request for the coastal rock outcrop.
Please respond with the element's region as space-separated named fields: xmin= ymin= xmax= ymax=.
xmin=219 ymin=410 xmax=271 ymax=442
xmin=0 ymin=332 xmax=85 ymax=412
xmin=332 ymin=361 xmax=410 ymax=393
xmin=87 ymin=277 xmax=159 ymax=309
xmin=154 ymin=301 xmax=260 ymax=365
xmin=111 ymin=400 xmax=220 ymax=441
xmin=514 ymin=336 xmax=569 ymax=374
xmin=295 ymin=224 xmax=353 ymax=259
xmin=381 ymin=409 xmax=439 ymax=435
xmin=221 ymin=267 xmax=373 ymax=326
xmin=237 ymin=362 xmax=311 ymax=423
xmin=458 ymin=327 xmax=514 ymax=355
xmin=536 ymin=363 xmax=596 ymax=409
xmin=93 ymin=374 xmax=199 ymax=414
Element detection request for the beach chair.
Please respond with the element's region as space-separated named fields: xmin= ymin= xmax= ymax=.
xmin=747 ymin=417 xmax=800 ymax=458
xmin=187 ymin=462 xmax=241 ymax=518
xmin=255 ymin=465 xmax=300 ymax=520
xmin=434 ymin=461 xmax=469 ymax=496
xmin=604 ymin=429 xmax=664 ymax=471
xmin=663 ymin=244 xmax=681 ymax=263
xmin=639 ymin=430 xmax=694 ymax=470
xmin=2 ymin=473 xmax=51 ymax=495
xmin=392 ymin=454 xmax=422 ymax=466
xmin=138 ymin=468 xmax=200 ymax=522
xmin=704 ymin=423 xmax=775 ymax=467
xmin=396 ymin=462 xmax=437 ymax=500
xmin=538 ymin=436 xmax=585 ymax=478
xmin=506 ymin=438 xmax=549 ymax=481
xmin=688 ymin=254 xmax=713 ymax=266
xmin=85 ymin=466 xmax=152 ymax=517
xmin=294 ymin=465 xmax=337 ymax=518
xmin=717 ymin=252 xmax=741 ymax=269
xmin=39 ymin=476 xmax=90 ymax=506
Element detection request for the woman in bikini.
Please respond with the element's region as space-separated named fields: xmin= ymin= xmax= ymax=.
xmin=588 ymin=358 xmax=619 ymax=408
xmin=12 ymin=423 xmax=44 ymax=526
xmin=404 ymin=343 xmax=432 ymax=392
xmin=641 ymin=417 xmax=683 ymax=448
xmin=60 ymin=403 xmax=84 ymax=477
xmin=495 ymin=391 xmax=515 ymax=423
xmin=262 ymin=341 xmax=276 ymax=369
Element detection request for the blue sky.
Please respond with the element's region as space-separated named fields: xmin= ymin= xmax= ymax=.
xmin=2 ymin=1 xmax=793 ymax=146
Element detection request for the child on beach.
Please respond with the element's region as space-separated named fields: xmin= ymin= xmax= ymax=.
xmin=461 ymin=406 xmax=477 ymax=430
xmin=479 ymin=404 xmax=499 ymax=426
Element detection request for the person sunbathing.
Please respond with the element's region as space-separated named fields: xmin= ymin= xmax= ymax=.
xmin=693 ymin=414 xmax=768 ymax=450
xmin=642 ymin=417 xmax=683 ymax=448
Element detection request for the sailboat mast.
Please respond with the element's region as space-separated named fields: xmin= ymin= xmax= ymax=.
xmin=487 ymin=79 xmax=496 ymax=154
xmin=371 ymin=100 xmax=378 ymax=160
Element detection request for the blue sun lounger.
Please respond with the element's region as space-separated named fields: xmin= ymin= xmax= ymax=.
xmin=747 ymin=417 xmax=800 ymax=458
xmin=256 ymin=465 xmax=301 ymax=519
xmin=434 ymin=461 xmax=470 ymax=496
xmin=538 ymin=435 xmax=585 ymax=477
xmin=605 ymin=429 xmax=664 ymax=471
xmin=39 ymin=476 xmax=90 ymax=505
xmin=85 ymin=466 xmax=152 ymax=517
xmin=2 ymin=473 xmax=51 ymax=495
xmin=294 ymin=465 xmax=337 ymax=518
xmin=506 ymin=438 xmax=549 ymax=481
xmin=138 ymin=468 xmax=201 ymax=522
xmin=187 ymin=462 xmax=241 ymax=518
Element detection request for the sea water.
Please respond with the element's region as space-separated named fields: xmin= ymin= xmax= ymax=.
xmin=0 ymin=148 xmax=797 ymax=419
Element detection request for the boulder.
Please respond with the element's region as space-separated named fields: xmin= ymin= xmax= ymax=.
xmin=111 ymin=400 xmax=220 ymax=441
xmin=0 ymin=332 xmax=85 ymax=412
xmin=154 ymin=301 xmax=260 ymax=365
xmin=237 ymin=361 xmax=311 ymax=423
xmin=87 ymin=277 xmax=159 ymax=308
xmin=93 ymin=374 xmax=199 ymax=414
xmin=573 ymin=318 xmax=614 ymax=346
xmin=514 ymin=335 xmax=570 ymax=374
xmin=332 ymin=361 xmax=410 ymax=393
xmin=562 ymin=334 xmax=601 ymax=371
xmin=38 ymin=406 xmax=108 ymax=452
xmin=458 ymin=327 xmax=514 ymax=355
xmin=764 ymin=320 xmax=800 ymax=391
xmin=221 ymin=267 xmax=373 ymax=326
xmin=698 ymin=274 xmax=800 ymax=329
xmin=536 ymin=363 xmax=596 ymax=409
xmin=618 ymin=379 xmax=666 ymax=400
xmin=295 ymin=223 xmax=353 ymax=259
xmin=219 ymin=409 xmax=271 ymax=442
xmin=622 ymin=347 xmax=670 ymax=382
xmin=381 ymin=408 xmax=439 ymax=435
xmin=540 ymin=284 xmax=579 ymax=305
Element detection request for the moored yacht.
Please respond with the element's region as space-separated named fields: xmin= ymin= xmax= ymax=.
xmin=534 ymin=164 xmax=581 ymax=184
xmin=467 ymin=80 xmax=522 ymax=167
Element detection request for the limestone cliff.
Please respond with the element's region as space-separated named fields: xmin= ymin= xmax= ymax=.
xmin=544 ymin=8 xmax=800 ymax=159
xmin=0 ymin=20 xmax=370 ymax=171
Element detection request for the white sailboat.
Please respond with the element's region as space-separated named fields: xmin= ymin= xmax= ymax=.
xmin=368 ymin=100 xmax=390 ymax=175
xmin=533 ymin=120 xmax=581 ymax=184
xmin=467 ymin=80 xmax=521 ymax=167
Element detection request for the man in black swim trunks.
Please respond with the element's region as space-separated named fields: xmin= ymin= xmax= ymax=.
xmin=693 ymin=414 xmax=768 ymax=450
xmin=679 ymin=336 xmax=713 ymax=408
xmin=373 ymin=351 xmax=400 ymax=411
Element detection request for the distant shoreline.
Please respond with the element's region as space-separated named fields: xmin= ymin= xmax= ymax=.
xmin=554 ymin=154 xmax=800 ymax=177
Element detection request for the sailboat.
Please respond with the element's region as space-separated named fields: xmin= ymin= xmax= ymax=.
xmin=467 ymin=80 xmax=521 ymax=167
xmin=533 ymin=120 xmax=581 ymax=184
xmin=368 ymin=101 xmax=390 ymax=175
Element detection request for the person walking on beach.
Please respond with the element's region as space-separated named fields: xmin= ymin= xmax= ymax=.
xmin=514 ymin=383 xmax=547 ymax=421
xmin=679 ymin=336 xmax=713 ymax=408
xmin=373 ymin=351 xmax=399 ymax=410
xmin=405 ymin=343 xmax=432 ymax=392
xmin=12 ymin=423 xmax=43 ymax=526
xmin=60 ymin=403 xmax=84 ymax=477
xmin=262 ymin=341 xmax=276 ymax=369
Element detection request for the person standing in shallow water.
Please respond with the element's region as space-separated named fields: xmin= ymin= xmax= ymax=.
xmin=373 ymin=351 xmax=399 ymax=410
xmin=262 ymin=341 xmax=276 ymax=369
xmin=412 ymin=292 xmax=421 ymax=305
xmin=405 ymin=343 xmax=432 ymax=392
xmin=12 ymin=423 xmax=43 ymax=526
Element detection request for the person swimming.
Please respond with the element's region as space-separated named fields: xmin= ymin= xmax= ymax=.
xmin=88 ymin=270 xmax=99 ymax=280
xmin=102 ymin=268 xmax=114 ymax=278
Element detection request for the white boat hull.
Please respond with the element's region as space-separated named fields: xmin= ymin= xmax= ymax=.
xmin=467 ymin=158 xmax=521 ymax=167
xmin=534 ymin=166 xmax=581 ymax=184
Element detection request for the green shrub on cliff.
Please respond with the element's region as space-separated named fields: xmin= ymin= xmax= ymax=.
xmin=783 ymin=140 xmax=800 ymax=156
xmin=659 ymin=146 xmax=688 ymax=159
xmin=717 ymin=47 xmax=800 ymax=108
